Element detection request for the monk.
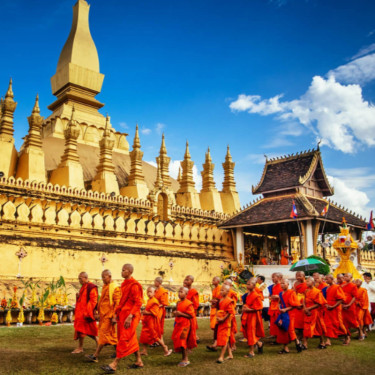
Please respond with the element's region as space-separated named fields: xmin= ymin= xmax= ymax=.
xmin=184 ymin=275 xmax=199 ymax=341
xmin=293 ymin=271 xmax=307 ymax=342
xmin=223 ymin=278 xmax=238 ymax=350
xmin=72 ymin=272 xmax=98 ymax=354
xmin=280 ymin=247 xmax=290 ymax=265
xmin=86 ymin=270 xmax=121 ymax=363
xmin=171 ymin=287 xmax=197 ymax=367
xmin=313 ymin=274 xmax=328 ymax=343
xmin=101 ymin=264 xmax=143 ymax=374
xmin=323 ymin=274 xmax=346 ymax=346
xmin=268 ymin=272 xmax=282 ymax=341
xmin=302 ymin=276 xmax=326 ymax=350
xmin=241 ymin=278 xmax=264 ymax=358
xmin=354 ymin=279 xmax=373 ymax=340
xmin=139 ymin=286 xmax=172 ymax=356
xmin=207 ymin=276 xmax=221 ymax=351
xmin=154 ymin=277 xmax=169 ymax=343
xmin=341 ymin=273 xmax=359 ymax=345
xmin=276 ymin=279 xmax=302 ymax=354
xmin=216 ymin=284 xmax=236 ymax=363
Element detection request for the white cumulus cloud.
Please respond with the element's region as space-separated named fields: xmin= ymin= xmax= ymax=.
xmin=230 ymin=75 xmax=375 ymax=153
xmin=141 ymin=128 xmax=152 ymax=135
xmin=155 ymin=123 xmax=165 ymax=135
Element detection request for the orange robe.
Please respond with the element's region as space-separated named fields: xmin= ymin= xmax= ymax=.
xmin=314 ymin=282 xmax=328 ymax=336
xmin=294 ymin=282 xmax=307 ymax=330
xmin=268 ymin=283 xmax=283 ymax=336
xmin=98 ymin=283 xmax=121 ymax=346
xmin=276 ymin=289 xmax=299 ymax=344
xmin=74 ymin=282 xmax=98 ymax=339
xmin=260 ymin=257 xmax=268 ymax=265
xmin=172 ymin=299 xmax=197 ymax=351
xmin=356 ymin=287 xmax=373 ymax=327
xmin=241 ymin=291 xmax=265 ymax=345
xmin=324 ymin=284 xmax=347 ymax=338
xmin=341 ymin=282 xmax=359 ymax=334
xmin=216 ymin=297 xmax=236 ymax=347
xmin=140 ymin=297 xmax=161 ymax=345
xmin=187 ymin=288 xmax=199 ymax=331
xmin=154 ymin=287 xmax=169 ymax=335
xmin=115 ymin=277 xmax=143 ymax=358
xmin=280 ymin=250 xmax=289 ymax=265
xmin=210 ymin=285 xmax=221 ymax=330
xmin=303 ymin=287 xmax=326 ymax=338
xmin=227 ymin=289 xmax=238 ymax=346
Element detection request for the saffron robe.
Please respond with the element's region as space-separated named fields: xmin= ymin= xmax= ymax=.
xmin=324 ymin=284 xmax=347 ymax=338
xmin=303 ymin=287 xmax=326 ymax=338
xmin=172 ymin=299 xmax=197 ymax=351
xmin=98 ymin=282 xmax=121 ymax=346
xmin=187 ymin=288 xmax=199 ymax=331
xmin=356 ymin=287 xmax=373 ymax=327
xmin=140 ymin=297 xmax=161 ymax=345
xmin=280 ymin=249 xmax=289 ymax=265
xmin=268 ymin=283 xmax=283 ymax=336
xmin=210 ymin=285 xmax=221 ymax=330
xmin=241 ymin=291 xmax=265 ymax=346
xmin=294 ymin=282 xmax=307 ymax=330
xmin=314 ymin=282 xmax=328 ymax=336
xmin=154 ymin=287 xmax=169 ymax=335
xmin=74 ymin=282 xmax=98 ymax=339
xmin=276 ymin=289 xmax=299 ymax=344
xmin=216 ymin=297 xmax=236 ymax=347
xmin=227 ymin=289 xmax=238 ymax=346
xmin=115 ymin=277 xmax=143 ymax=358
xmin=341 ymin=282 xmax=359 ymax=333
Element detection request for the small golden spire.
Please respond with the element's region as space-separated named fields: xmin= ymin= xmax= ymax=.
xmin=133 ymin=124 xmax=141 ymax=149
xmin=32 ymin=94 xmax=40 ymax=114
xmin=5 ymin=78 xmax=14 ymax=99
xmin=178 ymin=140 xmax=196 ymax=192
xmin=160 ymin=133 xmax=167 ymax=155
xmin=184 ymin=140 xmax=191 ymax=159
xmin=206 ymin=147 xmax=212 ymax=162
xmin=222 ymin=145 xmax=237 ymax=193
xmin=156 ymin=133 xmax=171 ymax=188
xmin=127 ymin=123 xmax=146 ymax=186
xmin=177 ymin=166 xmax=182 ymax=182
xmin=201 ymin=146 xmax=216 ymax=192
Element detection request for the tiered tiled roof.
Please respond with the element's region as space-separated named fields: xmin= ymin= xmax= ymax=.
xmin=252 ymin=148 xmax=334 ymax=195
xmin=220 ymin=195 xmax=366 ymax=230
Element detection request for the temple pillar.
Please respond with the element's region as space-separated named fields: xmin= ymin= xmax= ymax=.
xmin=234 ymin=227 xmax=244 ymax=263
xmin=304 ymin=220 xmax=314 ymax=257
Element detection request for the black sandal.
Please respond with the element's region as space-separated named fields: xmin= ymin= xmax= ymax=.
xmin=257 ymin=342 xmax=264 ymax=354
xmin=206 ymin=345 xmax=218 ymax=352
xmin=317 ymin=344 xmax=327 ymax=349
xmin=278 ymin=349 xmax=289 ymax=354
xmin=100 ymin=365 xmax=116 ymax=374
xmin=128 ymin=364 xmax=144 ymax=369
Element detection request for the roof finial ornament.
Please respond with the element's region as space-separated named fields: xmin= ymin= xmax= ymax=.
xmin=264 ymin=154 xmax=268 ymax=161
xmin=5 ymin=78 xmax=14 ymax=99
xmin=32 ymin=94 xmax=40 ymax=114
xmin=317 ymin=139 xmax=322 ymax=150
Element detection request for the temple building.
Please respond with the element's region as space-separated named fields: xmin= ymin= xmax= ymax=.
xmin=220 ymin=148 xmax=369 ymax=275
xmin=0 ymin=0 xmax=240 ymax=289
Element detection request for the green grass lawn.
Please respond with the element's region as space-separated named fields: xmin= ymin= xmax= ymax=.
xmin=1 ymin=317 xmax=375 ymax=375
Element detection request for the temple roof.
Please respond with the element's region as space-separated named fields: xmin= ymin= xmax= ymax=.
xmin=42 ymin=137 xmax=179 ymax=192
xmin=220 ymin=194 xmax=366 ymax=230
xmin=252 ymin=148 xmax=334 ymax=196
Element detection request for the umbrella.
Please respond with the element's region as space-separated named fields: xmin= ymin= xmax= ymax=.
xmin=290 ymin=258 xmax=327 ymax=274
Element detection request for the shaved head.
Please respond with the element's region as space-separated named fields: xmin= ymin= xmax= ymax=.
xmin=221 ymin=284 xmax=230 ymax=292
xmin=123 ymin=264 xmax=134 ymax=273
xmin=155 ymin=277 xmax=163 ymax=284
xmin=147 ymin=286 xmax=156 ymax=292
xmin=223 ymin=279 xmax=233 ymax=286
xmin=78 ymin=272 xmax=88 ymax=285
xmin=79 ymin=272 xmax=88 ymax=278
xmin=186 ymin=275 xmax=194 ymax=282
xmin=102 ymin=269 xmax=111 ymax=276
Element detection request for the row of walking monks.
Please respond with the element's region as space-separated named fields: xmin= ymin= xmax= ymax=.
xmin=71 ymin=265 xmax=373 ymax=373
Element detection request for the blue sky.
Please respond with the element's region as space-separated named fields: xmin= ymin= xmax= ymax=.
xmin=1 ymin=0 xmax=375 ymax=218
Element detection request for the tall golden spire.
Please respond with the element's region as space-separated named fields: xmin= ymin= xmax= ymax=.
xmin=156 ymin=133 xmax=171 ymax=188
xmin=222 ymin=145 xmax=237 ymax=192
xmin=49 ymin=0 xmax=105 ymax=124
xmin=0 ymin=79 xmax=17 ymax=141
xmin=127 ymin=124 xmax=146 ymax=185
xmin=15 ymin=95 xmax=46 ymax=182
xmin=60 ymin=107 xmax=81 ymax=164
xmin=178 ymin=141 xmax=196 ymax=192
xmin=23 ymin=95 xmax=44 ymax=149
xmin=92 ymin=115 xmax=119 ymax=194
xmin=201 ymin=147 xmax=216 ymax=191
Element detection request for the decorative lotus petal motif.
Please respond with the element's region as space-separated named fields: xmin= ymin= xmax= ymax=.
xmin=15 ymin=247 xmax=28 ymax=259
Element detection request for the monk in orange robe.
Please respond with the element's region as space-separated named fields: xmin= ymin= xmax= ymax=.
xmin=86 ymin=270 xmax=121 ymax=363
xmin=215 ymin=284 xmax=236 ymax=363
xmin=280 ymin=247 xmax=290 ymax=265
xmin=313 ymin=274 xmax=327 ymax=340
xmin=354 ymin=279 xmax=373 ymax=340
xmin=302 ymin=276 xmax=327 ymax=350
xmin=276 ymin=279 xmax=301 ymax=354
xmin=323 ymin=274 xmax=346 ymax=346
xmin=223 ymin=278 xmax=238 ymax=350
xmin=341 ymin=273 xmax=359 ymax=345
xmin=207 ymin=276 xmax=221 ymax=351
xmin=184 ymin=275 xmax=199 ymax=341
xmin=101 ymin=264 xmax=143 ymax=374
xmin=172 ymin=287 xmax=197 ymax=367
xmin=139 ymin=287 xmax=172 ymax=357
xmin=72 ymin=272 xmax=98 ymax=354
xmin=154 ymin=277 xmax=169 ymax=343
xmin=241 ymin=278 xmax=264 ymax=358
xmin=268 ymin=272 xmax=283 ymax=340
xmin=293 ymin=271 xmax=307 ymax=341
